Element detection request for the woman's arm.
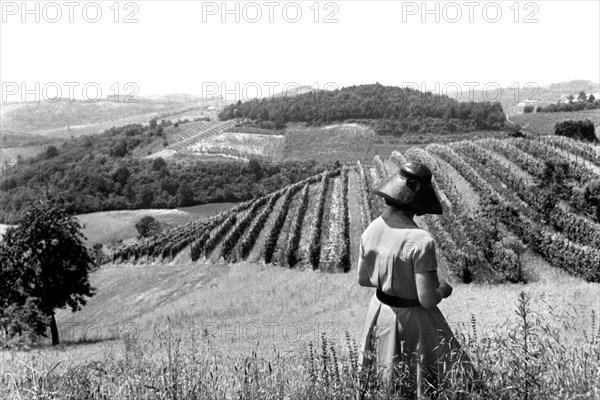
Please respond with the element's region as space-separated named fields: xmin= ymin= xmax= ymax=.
xmin=415 ymin=272 xmax=452 ymax=308
xmin=357 ymin=234 xmax=375 ymax=287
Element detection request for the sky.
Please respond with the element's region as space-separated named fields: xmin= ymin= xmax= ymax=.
xmin=0 ymin=0 xmax=599 ymax=101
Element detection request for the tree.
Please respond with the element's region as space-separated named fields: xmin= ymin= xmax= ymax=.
xmin=0 ymin=199 xmax=97 ymax=345
xmin=589 ymin=94 xmax=596 ymax=103
xmin=135 ymin=215 xmax=162 ymax=238
xmin=567 ymin=94 xmax=575 ymax=104
xmin=152 ymin=157 xmax=167 ymax=171
xmin=45 ymin=145 xmax=59 ymax=159
xmin=578 ymin=91 xmax=587 ymax=103
xmin=177 ymin=181 xmax=194 ymax=207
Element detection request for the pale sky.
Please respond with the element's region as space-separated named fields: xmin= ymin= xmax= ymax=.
xmin=1 ymin=0 xmax=599 ymax=101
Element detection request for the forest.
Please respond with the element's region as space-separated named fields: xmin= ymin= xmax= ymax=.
xmin=218 ymin=83 xmax=507 ymax=135
xmin=0 ymin=122 xmax=323 ymax=224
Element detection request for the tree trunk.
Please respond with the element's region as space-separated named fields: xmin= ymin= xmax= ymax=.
xmin=50 ymin=312 xmax=59 ymax=345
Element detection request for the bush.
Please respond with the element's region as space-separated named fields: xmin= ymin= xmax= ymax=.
xmin=135 ymin=216 xmax=162 ymax=238
xmin=554 ymin=119 xmax=596 ymax=142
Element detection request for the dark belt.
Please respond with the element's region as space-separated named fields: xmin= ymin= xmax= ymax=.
xmin=376 ymin=289 xmax=421 ymax=308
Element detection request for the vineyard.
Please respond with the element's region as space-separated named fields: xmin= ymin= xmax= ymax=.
xmin=166 ymin=120 xmax=242 ymax=152
xmin=114 ymin=135 xmax=600 ymax=283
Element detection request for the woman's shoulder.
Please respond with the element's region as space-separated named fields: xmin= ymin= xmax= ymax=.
xmin=364 ymin=217 xmax=433 ymax=241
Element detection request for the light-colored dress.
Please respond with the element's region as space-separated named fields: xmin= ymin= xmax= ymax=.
xmin=358 ymin=207 xmax=462 ymax=397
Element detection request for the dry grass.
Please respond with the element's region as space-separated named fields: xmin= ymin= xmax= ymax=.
xmin=1 ymin=259 xmax=598 ymax=399
xmin=284 ymin=124 xmax=376 ymax=164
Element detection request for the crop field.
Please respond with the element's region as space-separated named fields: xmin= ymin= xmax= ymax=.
xmin=188 ymin=132 xmax=285 ymax=161
xmin=112 ymin=134 xmax=600 ymax=286
xmin=283 ymin=123 xmax=382 ymax=164
xmin=3 ymin=134 xmax=600 ymax=399
xmin=511 ymin=110 xmax=600 ymax=137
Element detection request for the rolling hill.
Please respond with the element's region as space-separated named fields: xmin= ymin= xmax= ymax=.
xmin=113 ymin=134 xmax=600 ymax=286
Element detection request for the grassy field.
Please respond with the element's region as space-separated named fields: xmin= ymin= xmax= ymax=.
xmin=76 ymin=203 xmax=236 ymax=246
xmin=1 ymin=255 xmax=598 ymax=398
xmin=511 ymin=110 xmax=600 ymax=137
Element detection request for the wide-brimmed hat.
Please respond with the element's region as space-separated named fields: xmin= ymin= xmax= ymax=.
xmin=373 ymin=162 xmax=443 ymax=215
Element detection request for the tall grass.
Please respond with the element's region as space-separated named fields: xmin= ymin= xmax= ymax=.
xmin=2 ymin=293 xmax=598 ymax=399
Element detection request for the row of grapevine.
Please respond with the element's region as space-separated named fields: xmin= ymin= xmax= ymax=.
xmin=369 ymin=156 xmax=388 ymax=217
xmin=191 ymin=169 xmax=341 ymax=266
xmin=202 ymin=214 xmax=239 ymax=259
xmin=113 ymin=194 xmax=261 ymax=264
xmin=478 ymin=139 xmax=545 ymax=177
xmin=512 ymin=138 xmax=598 ymax=183
xmin=429 ymin=143 xmax=600 ymax=282
xmin=482 ymin=138 xmax=597 ymax=218
xmin=373 ymin=155 xmax=388 ymax=182
xmin=264 ymin=185 xmax=304 ymax=264
xmin=308 ymin=172 xmax=331 ymax=269
xmin=496 ymin=201 xmax=600 ymax=282
xmin=409 ymin=147 xmax=522 ymax=283
xmin=220 ymin=197 xmax=272 ymax=261
xmin=239 ymin=193 xmax=280 ymax=260
xmin=355 ymin=161 xmax=372 ymax=230
xmin=336 ymin=167 xmax=351 ymax=272
xmin=285 ymin=184 xmax=310 ymax=267
xmin=540 ymin=136 xmax=600 ymax=167
xmin=172 ymin=121 xmax=213 ymax=143
xmin=169 ymin=120 xmax=240 ymax=151
xmin=389 ymin=150 xmax=407 ymax=166
xmin=188 ymin=200 xmax=257 ymax=261
xmin=454 ymin=141 xmax=600 ymax=250
xmin=113 ymin=219 xmax=208 ymax=263
xmin=404 ymin=148 xmax=477 ymax=281
xmin=320 ymin=167 xmax=352 ymax=272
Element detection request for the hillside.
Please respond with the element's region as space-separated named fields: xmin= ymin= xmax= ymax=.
xmin=0 ymin=96 xmax=227 ymax=138
xmin=510 ymin=109 xmax=600 ymax=138
xmin=3 ymin=135 xmax=600 ymax=399
xmin=113 ymin=135 xmax=600 ymax=286
xmin=219 ymin=83 xmax=506 ymax=136
xmin=456 ymin=80 xmax=600 ymax=117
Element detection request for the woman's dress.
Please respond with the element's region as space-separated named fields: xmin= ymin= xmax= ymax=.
xmin=358 ymin=207 xmax=465 ymax=397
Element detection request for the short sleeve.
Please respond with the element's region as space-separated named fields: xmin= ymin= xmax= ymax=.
xmin=357 ymin=233 xmax=375 ymax=287
xmin=412 ymin=238 xmax=438 ymax=273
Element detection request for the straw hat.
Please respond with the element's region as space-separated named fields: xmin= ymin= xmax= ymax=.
xmin=373 ymin=162 xmax=443 ymax=215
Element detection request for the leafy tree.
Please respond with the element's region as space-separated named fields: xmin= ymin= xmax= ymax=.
xmin=0 ymin=199 xmax=96 ymax=345
xmin=176 ymin=181 xmax=194 ymax=207
xmin=152 ymin=157 xmax=167 ymax=171
xmin=110 ymin=139 xmax=129 ymax=158
xmin=554 ymin=119 xmax=596 ymax=142
xmin=45 ymin=146 xmax=59 ymax=159
xmin=135 ymin=215 xmax=162 ymax=238
xmin=578 ymin=91 xmax=587 ymax=102
xmin=567 ymin=94 xmax=575 ymax=104
xmin=589 ymin=94 xmax=596 ymax=103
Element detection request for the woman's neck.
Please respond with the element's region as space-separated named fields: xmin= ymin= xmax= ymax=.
xmin=384 ymin=206 xmax=415 ymax=220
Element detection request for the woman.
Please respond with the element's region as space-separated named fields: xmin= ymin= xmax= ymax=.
xmin=358 ymin=161 xmax=462 ymax=398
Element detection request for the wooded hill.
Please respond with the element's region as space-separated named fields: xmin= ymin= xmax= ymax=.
xmin=219 ymin=83 xmax=506 ymax=135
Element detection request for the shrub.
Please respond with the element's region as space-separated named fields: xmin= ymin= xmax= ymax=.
xmin=554 ymin=119 xmax=596 ymax=142
xmin=135 ymin=216 xmax=162 ymax=238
